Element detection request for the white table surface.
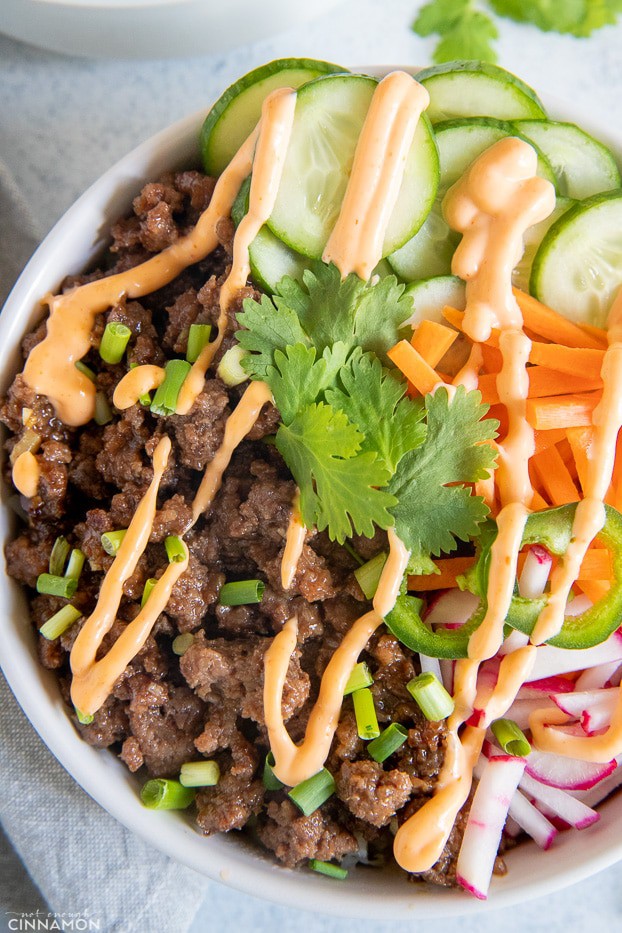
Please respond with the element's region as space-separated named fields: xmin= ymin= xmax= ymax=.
xmin=3 ymin=2 xmax=622 ymax=929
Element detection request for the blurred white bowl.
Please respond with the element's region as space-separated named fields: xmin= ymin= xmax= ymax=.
xmin=2 ymin=68 xmax=622 ymax=918
xmin=1 ymin=0 xmax=344 ymax=59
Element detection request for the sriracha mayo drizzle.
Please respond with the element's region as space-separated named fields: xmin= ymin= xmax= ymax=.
xmin=281 ymin=492 xmax=306 ymax=590
xmin=113 ymin=364 xmax=165 ymax=410
xmin=12 ymin=451 xmax=40 ymax=498
xmin=70 ymin=436 xmax=174 ymax=715
xmin=323 ymin=72 xmax=430 ymax=280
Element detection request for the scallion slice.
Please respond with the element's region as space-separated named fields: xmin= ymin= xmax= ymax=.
xmin=308 ymin=859 xmax=348 ymax=880
xmin=216 ymin=345 xmax=249 ymax=387
xmin=219 ymin=579 xmax=265 ymax=606
xmin=39 ymin=604 xmax=82 ymax=641
xmin=49 ymin=536 xmax=70 ymax=576
xmin=94 ymin=391 xmax=113 ymax=426
xmin=288 ymin=768 xmax=335 ymax=816
xmin=129 ymin=361 xmax=153 ymax=406
xmin=141 ymin=577 xmax=158 ymax=608
xmin=343 ymin=540 xmax=364 ymax=566
xmin=140 ymin=778 xmax=195 ymax=810
xmin=354 ymin=552 xmax=387 ymax=600
xmin=352 ymin=687 xmax=380 ymax=740
xmin=491 ymin=718 xmax=531 ymax=757
xmin=65 ymin=548 xmax=85 ymax=582
xmin=407 ymin=672 xmax=455 ymax=722
xmin=368 ymin=723 xmax=408 ymax=763
xmin=150 ymin=359 xmax=191 ymax=416
xmin=179 ymin=760 xmax=220 ymax=788
xmin=165 ymin=535 xmax=186 ymax=563
xmin=75 ymin=709 xmax=94 ymax=725
xmin=263 ymin=752 xmax=283 ymax=791
xmin=75 ymin=360 xmax=96 ymax=382
xmin=36 ymin=573 xmax=78 ymax=599
xmin=343 ymin=661 xmax=373 ymax=696
xmin=172 ymin=633 xmax=194 ymax=656
xmin=186 ymin=324 xmax=212 ymax=363
xmin=101 ymin=529 xmax=126 ymax=556
xmin=100 ymin=322 xmax=131 ymax=364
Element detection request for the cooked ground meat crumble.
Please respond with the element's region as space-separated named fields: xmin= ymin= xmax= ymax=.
xmin=1 ymin=168 xmax=507 ymax=884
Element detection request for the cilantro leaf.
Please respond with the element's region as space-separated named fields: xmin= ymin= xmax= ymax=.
xmin=489 ymin=0 xmax=586 ymax=33
xmin=351 ymin=275 xmax=416 ymax=361
xmin=266 ymin=342 xmax=348 ymax=425
xmin=275 ymin=402 xmax=396 ymax=543
xmin=326 ymin=352 xmax=426 ymax=473
xmin=435 ymin=9 xmax=499 ymax=61
xmin=388 ymin=386 xmax=498 ymax=560
xmin=236 ymin=293 xmax=310 ymax=380
xmin=413 ymin=0 xmax=471 ymax=35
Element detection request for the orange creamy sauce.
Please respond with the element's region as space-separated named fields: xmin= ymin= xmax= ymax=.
xmin=18 ymin=70 xmax=622 ymax=874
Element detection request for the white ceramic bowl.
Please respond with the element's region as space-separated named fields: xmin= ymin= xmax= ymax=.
xmin=1 ymin=0 xmax=343 ymax=59
xmin=2 ymin=69 xmax=622 ymax=919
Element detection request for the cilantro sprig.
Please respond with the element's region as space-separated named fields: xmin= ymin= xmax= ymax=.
xmin=237 ymin=262 xmax=497 ymax=550
xmin=413 ymin=0 xmax=622 ymax=64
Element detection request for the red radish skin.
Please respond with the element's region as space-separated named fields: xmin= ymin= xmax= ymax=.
xmin=572 ymin=761 xmax=622 ymax=808
xmin=519 ymin=675 xmax=575 ymax=698
xmin=518 ymin=545 xmax=552 ymax=599
xmin=519 ymin=772 xmax=600 ymax=829
xmin=507 ymin=789 xmax=558 ymax=849
xmin=525 ymin=748 xmax=616 ymax=790
xmin=424 ymin=589 xmax=480 ymax=626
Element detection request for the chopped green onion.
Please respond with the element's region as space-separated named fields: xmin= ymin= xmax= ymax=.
xmin=343 ymin=540 xmax=364 ymax=566
xmin=216 ymin=345 xmax=249 ymax=387
xmin=39 ymin=604 xmax=82 ymax=640
xmin=288 ymin=768 xmax=335 ymax=816
xmin=165 ymin=535 xmax=186 ymax=563
xmin=352 ymin=687 xmax=380 ymax=740
xmin=368 ymin=723 xmax=408 ymax=763
xmin=129 ymin=362 xmax=152 ymax=406
xmin=140 ymin=778 xmax=195 ymax=810
xmin=354 ymin=552 xmax=387 ymax=600
xmin=99 ymin=322 xmax=131 ymax=364
xmin=65 ymin=548 xmax=85 ymax=581
xmin=186 ymin=323 xmax=212 ymax=363
xmin=49 ymin=536 xmax=70 ymax=576
xmin=94 ymin=391 xmax=113 ymax=426
xmin=407 ymin=672 xmax=455 ymax=722
xmin=491 ymin=718 xmax=532 ymax=757
xmin=36 ymin=573 xmax=78 ymax=599
xmin=219 ymin=579 xmax=265 ymax=606
xmin=141 ymin=578 xmax=158 ymax=608
xmin=263 ymin=752 xmax=283 ymax=791
xmin=172 ymin=633 xmax=194 ymax=656
xmin=101 ymin=529 xmax=127 ymax=556
xmin=150 ymin=359 xmax=191 ymax=416
xmin=179 ymin=760 xmax=220 ymax=787
xmin=344 ymin=661 xmax=373 ymax=696
xmin=308 ymin=859 xmax=348 ymax=880
xmin=75 ymin=360 xmax=96 ymax=382
xmin=75 ymin=709 xmax=94 ymax=725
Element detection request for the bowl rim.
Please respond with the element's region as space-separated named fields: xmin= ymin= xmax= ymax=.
xmin=2 ymin=66 xmax=622 ymax=920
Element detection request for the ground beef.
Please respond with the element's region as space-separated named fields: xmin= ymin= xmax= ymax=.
xmin=0 ymin=167 xmax=488 ymax=891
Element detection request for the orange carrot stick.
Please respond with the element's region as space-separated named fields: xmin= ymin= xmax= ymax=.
xmin=531 ymin=445 xmax=581 ymax=506
xmin=528 ymin=343 xmax=604 ymax=380
xmin=526 ymin=393 xmax=601 ymax=431
xmin=387 ymin=340 xmax=441 ymax=396
xmin=534 ymin=428 xmax=568 ymax=454
xmin=513 ymin=289 xmax=607 ymax=350
xmin=411 ymin=320 xmax=458 ymax=368
xmin=408 ymin=556 xmax=475 ymax=591
xmin=566 ymin=426 xmax=593 ymax=496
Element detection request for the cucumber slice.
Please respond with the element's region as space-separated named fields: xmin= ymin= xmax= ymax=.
xmin=417 ymin=61 xmax=546 ymax=124
xmin=388 ymin=118 xmax=555 ymax=283
xmin=267 ymin=73 xmax=439 ymax=259
xmin=531 ymin=191 xmax=622 ymax=326
xmin=512 ymin=196 xmax=574 ymax=293
xmin=512 ymin=120 xmax=621 ymax=200
xmin=201 ymin=58 xmax=345 ymax=176
xmin=404 ymin=276 xmax=466 ymax=327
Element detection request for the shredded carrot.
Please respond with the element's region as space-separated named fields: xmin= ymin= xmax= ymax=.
xmin=579 ymin=321 xmax=609 ymax=345
xmin=516 ymin=548 xmax=611 ymax=580
xmin=407 ymin=556 xmax=475 ymax=591
xmin=526 ymin=393 xmax=601 ymax=431
xmin=530 ymin=489 xmax=550 ymax=511
xmin=577 ymin=579 xmax=611 ymax=603
xmin=528 ymin=343 xmax=604 ymax=381
xmin=480 ymin=343 xmax=503 ymax=374
xmin=411 ymin=320 xmax=457 ymax=368
xmin=566 ymin=427 xmax=592 ymax=495
xmin=387 ymin=340 xmax=442 ymax=396
xmin=531 ymin=445 xmax=581 ymax=506
xmin=534 ymin=428 xmax=567 ymax=454
xmin=477 ymin=368 xmax=601 ymax=406
xmin=513 ymin=289 xmax=607 ymax=350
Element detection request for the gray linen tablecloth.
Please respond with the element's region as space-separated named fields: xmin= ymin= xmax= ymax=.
xmin=3 ymin=4 xmax=622 ymax=930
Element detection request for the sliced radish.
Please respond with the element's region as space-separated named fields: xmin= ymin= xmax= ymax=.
xmin=457 ymin=755 xmax=525 ymax=899
xmin=575 ymin=661 xmax=622 ymax=690
xmin=519 ymin=771 xmax=600 ymax=829
xmin=503 ymin=697 xmax=547 ymax=730
xmin=518 ymin=675 xmax=575 ymax=699
xmin=419 ymin=652 xmax=443 ymax=683
xmin=563 ymin=594 xmax=593 ymax=618
xmin=551 ymin=687 xmax=618 ymax=735
xmin=528 ymin=630 xmax=622 ymax=681
xmin=499 ymin=629 xmax=529 ymax=655
xmin=571 ymin=761 xmax=622 ymax=807
xmin=525 ymin=747 xmax=616 ymax=790
xmin=440 ymin=658 xmax=454 ymax=694
xmin=507 ymin=788 xmax=558 ymax=849
xmin=424 ymin=589 xmax=480 ymax=626
xmin=518 ymin=545 xmax=552 ymax=599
